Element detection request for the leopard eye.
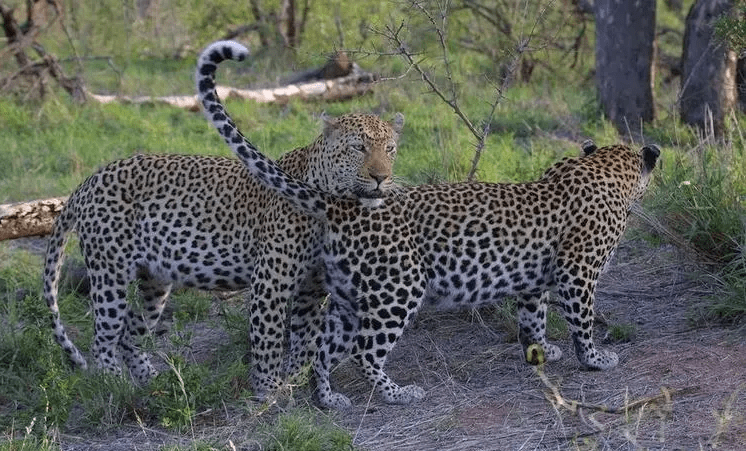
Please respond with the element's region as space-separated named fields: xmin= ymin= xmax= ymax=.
xmin=351 ymin=143 xmax=365 ymax=153
xmin=386 ymin=144 xmax=396 ymax=154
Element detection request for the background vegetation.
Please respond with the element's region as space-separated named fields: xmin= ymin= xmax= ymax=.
xmin=1 ymin=0 xmax=745 ymax=449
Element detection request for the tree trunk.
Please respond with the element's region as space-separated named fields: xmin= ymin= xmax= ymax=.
xmin=248 ymin=0 xmax=271 ymax=48
xmin=735 ymin=56 xmax=745 ymax=113
xmin=594 ymin=0 xmax=656 ymax=135
xmin=680 ymin=0 xmax=736 ymax=136
xmin=279 ymin=0 xmax=297 ymax=48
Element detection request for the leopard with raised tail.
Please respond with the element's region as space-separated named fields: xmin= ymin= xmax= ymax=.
xmin=198 ymin=40 xmax=660 ymax=409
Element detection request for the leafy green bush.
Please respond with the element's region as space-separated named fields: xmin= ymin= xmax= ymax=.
xmin=653 ymin=140 xmax=745 ymax=261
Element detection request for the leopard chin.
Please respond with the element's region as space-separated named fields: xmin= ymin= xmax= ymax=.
xmin=359 ymin=197 xmax=385 ymax=208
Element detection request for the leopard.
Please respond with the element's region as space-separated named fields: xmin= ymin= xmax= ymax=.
xmin=198 ymin=41 xmax=660 ymax=409
xmin=42 ymin=40 xmax=403 ymax=396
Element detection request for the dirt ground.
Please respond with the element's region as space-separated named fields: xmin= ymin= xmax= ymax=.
xmin=30 ymin=236 xmax=746 ymax=450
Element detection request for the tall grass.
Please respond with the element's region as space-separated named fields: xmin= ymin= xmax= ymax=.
xmin=647 ymin=115 xmax=746 ymax=323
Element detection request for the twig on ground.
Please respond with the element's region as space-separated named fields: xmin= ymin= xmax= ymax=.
xmin=536 ymin=362 xmax=694 ymax=415
xmin=531 ymin=345 xmax=698 ymax=437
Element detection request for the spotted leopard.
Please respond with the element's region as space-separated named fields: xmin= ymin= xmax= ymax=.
xmin=43 ymin=41 xmax=403 ymax=394
xmin=199 ymin=41 xmax=660 ymax=409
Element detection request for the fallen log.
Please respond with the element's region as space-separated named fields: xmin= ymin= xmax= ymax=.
xmin=0 ymin=197 xmax=67 ymax=241
xmin=85 ymin=64 xmax=378 ymax=110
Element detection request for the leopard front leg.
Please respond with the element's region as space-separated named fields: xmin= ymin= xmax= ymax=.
xmin=248 ymin=256 xmax=298 ymax=400
xmin=516 ymin=292 xmax=562 ymax=363
xmin=556 ymin=280 xmax=618 ymax=370
xmin=351 ymin=318 xmax=425 ymax=406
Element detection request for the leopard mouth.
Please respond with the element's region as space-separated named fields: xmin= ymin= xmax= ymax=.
xmin=355 ymin=188 xmax=386 ymax=199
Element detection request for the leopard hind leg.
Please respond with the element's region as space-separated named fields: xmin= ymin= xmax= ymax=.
xmin=516 ymin=292 xmax=563 ymax=363
xmin=88 ymin=268 xmax=130 ymax=379
xmin=555 ymin=277 xmax=618 ymax=370
xmin=120 ymin=266 xmax=171 ymax=384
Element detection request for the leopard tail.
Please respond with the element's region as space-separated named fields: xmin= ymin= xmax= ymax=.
xmin=195 ymin=40 xmax=327 ymax=222
xmin=42 ymin=194 xmax=88 ymax=369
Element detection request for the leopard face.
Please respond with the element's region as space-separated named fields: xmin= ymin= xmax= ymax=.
xmin=315 ymin=113 xmax=402 ymax=207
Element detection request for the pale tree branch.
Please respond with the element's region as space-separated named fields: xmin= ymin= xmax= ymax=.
xmin=384 ymin=21 xmax=483 ymax=144
xmin=384 ymin=0 xmax=551 ymax=181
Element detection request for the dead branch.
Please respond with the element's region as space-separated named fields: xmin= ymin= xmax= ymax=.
xmin=382 ymin=2 xmax=569 ymax=181
xmin=0 ymin=197 xmax=67 ymax=241
xmin=85 ymin=66 xmax=377 ymax=110
xmin=383 ymin=21 xmax=484 ymax=148
xmin=383 ymin=1 xmax=534 ymax=182
xmin=528 ymin=344 xmax=698 ymax=436
xmin=0 ymin=0 xmax=86 ymax=103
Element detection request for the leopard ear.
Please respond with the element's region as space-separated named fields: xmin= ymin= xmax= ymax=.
xmin=320 ymin=112 xmax=339 ymax=137
xmin=580 ymin=139 xmax=597 ymax=156
xmin=641 ymin=144 xmax=660 ymax=172
xmin=390 ymin=112 xmax=404 ymax=134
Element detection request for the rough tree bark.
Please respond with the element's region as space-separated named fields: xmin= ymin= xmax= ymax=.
xmin=680 ymin=0 xmax=737 ymax=136
xmin=738 ymin=56 xmax=746 ymax=112
xmin=594 ymin=0 xmax=656 ymax=134
xmin=0 ymin=198 xmax=66 ymax=241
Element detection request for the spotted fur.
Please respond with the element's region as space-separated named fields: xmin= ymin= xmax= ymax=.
xmin=43 ymin=40 xmax=403 ymax=393
xmin=199 ymin=43 xmax=660 ymax=409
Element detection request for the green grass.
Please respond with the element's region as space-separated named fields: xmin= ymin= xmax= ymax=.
xmin=0 ymin=74 xmax=608 ymax=202
xmin=606 ymin=323 xmax=637 ymax=343
xmin=258 ymin=410 xmax=354 ymax=451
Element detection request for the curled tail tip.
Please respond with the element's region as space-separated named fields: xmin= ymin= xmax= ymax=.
xmin=196 ymin=40 xmax=250 ymax=102
xmin=198 ymin=40 xmax=249 ymax=67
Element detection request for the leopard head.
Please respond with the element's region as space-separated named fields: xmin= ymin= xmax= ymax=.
xmin=308 ymin=112 xmax=404 ymax=208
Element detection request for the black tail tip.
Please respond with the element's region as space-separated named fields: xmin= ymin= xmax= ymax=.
xmin=580 ymin=139 xmax=597 ymax=156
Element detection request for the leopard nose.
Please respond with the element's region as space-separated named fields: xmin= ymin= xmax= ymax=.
xmin=371 ymin=173 xmax=387 ymax=186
